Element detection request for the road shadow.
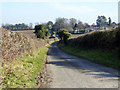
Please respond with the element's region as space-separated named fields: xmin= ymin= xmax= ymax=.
xmin=47 ymin=42 xmax=119 ymax=81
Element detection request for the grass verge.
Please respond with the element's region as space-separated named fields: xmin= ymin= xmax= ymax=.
xmin=58 ymin=43 xmax=120 ymax=70
xmin=1 ymin=47 xmax=48 ymax=88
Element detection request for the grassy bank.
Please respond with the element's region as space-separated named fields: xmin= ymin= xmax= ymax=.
xmin=58 ymin=44 xmax=119 ymax=70
xmin=1 ymin=47 xmax=48 ymax=88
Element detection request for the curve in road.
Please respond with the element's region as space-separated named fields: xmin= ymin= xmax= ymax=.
xmin=47 ymin=42 xmax=119 ymax=88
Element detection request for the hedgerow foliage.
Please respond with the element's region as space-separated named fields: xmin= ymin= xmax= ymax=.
xmin=57 ymin=29 xmax=72 ymax=44
xmin=34 ymin=24 xmax=50 ymax=39
xmin=68 ymin=28 xmax=120 ymax=51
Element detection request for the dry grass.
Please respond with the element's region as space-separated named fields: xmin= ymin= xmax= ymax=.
xmin=0 ymin=28 xmax=2 ymax=64
xmin=14 ymin=30 xmax=54 ymax=51
xmin=14 ymin=30 xmax=36 ymax=39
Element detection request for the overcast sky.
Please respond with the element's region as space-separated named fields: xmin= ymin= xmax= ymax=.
xmin=0 ymin=0 xmax=119 ymax=26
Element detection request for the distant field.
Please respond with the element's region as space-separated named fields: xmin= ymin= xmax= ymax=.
xmin=13 ymin=30 xmax=55 ymax=49
xmin=13 ymin=30 xmax=36 ymax=39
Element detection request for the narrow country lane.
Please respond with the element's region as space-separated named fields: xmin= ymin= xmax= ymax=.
xmin=47 ymin=42 xmax=119 ymax=88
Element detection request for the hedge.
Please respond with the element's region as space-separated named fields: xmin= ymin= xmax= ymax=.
xmin=68 ymin=28 xmax=120 ymax=51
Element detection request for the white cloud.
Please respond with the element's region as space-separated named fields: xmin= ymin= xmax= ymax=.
xmin=1 ymin=0 xmax=119 ymax=2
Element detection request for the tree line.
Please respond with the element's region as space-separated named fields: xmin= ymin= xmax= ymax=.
xmin=45 ymin=17 xmax=89 ymax=33
xmin=2 ymin=23 xmax=33 ymax=30
xmin=34 ymin=16 xmax=118 ymax=40
xmin=2 ymin=16 xmax=118 ymax=32
xmin=96 ymin=16 xmax=117 ymax=28
xmin=44 ymin=16 xmax=118 ymax=34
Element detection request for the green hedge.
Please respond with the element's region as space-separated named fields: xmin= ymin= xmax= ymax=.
xmin=68 ymin=28 xmax=120 ymax=51
xmin=34 ymin=24 xmax=50 ymax=39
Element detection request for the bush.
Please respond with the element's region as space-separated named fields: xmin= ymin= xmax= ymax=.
xmin=36 ymin=30 xmax=44 ymax=38
xmin=57 ymin=29 xmax=72 ymax=44
xmin=34 ymin=24 xmax=50 ymax=39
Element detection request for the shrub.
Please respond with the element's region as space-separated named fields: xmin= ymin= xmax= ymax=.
xmin=36 ymin=30 xmax=44 ymax=38
xmin=57 ymin=29 xmax=72 ymax=44
xmin=34 ymin=24 xmax=50 ymax=39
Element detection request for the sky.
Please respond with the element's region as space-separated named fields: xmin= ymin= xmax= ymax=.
xmin=0 ymin=0 xmax=119 ymax=26
xmin=118 ymin=1 xmax=120 ymax=23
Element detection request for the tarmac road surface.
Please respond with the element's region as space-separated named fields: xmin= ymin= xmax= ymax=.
xmin=47 ymin=42 xmax=119 ymax=88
